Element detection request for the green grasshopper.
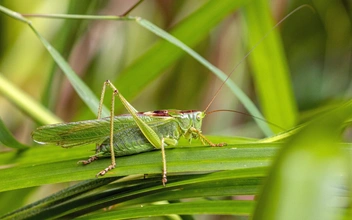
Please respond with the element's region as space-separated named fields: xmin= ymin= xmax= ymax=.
xmin=32 ymin=80 xmax=224 ymax=186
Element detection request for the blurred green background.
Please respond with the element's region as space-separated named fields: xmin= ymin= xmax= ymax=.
xmin=0 ymin=0 xmax=351 ymax=219
xmin=0 ymin=0 xmax=350 ymax=139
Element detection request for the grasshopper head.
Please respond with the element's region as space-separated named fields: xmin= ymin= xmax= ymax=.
xmin=174 ymin=110 xmax=205 ymax=136
xmin=185 ymin=110 xmax=205 ymax=142
xmin=166 ymin=110 xmax=206 ymax=143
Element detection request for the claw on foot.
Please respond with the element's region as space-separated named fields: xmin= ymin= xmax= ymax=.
xmin=96 ymin=164 xmax=115 ymax=177
xmin=210 ymin=142 xmax=227 ymax=147
xmin=77 ymin=156 xmax=98 ymax=165
xmin=215 ymin=142 xmax=227 ymax=147
xmin=162 ymin=170 xmax=167 ymax=187
xmin=162 ymin=176 xmax=167 ymax=187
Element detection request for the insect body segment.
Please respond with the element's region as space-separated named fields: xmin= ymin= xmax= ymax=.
xmin=32 ymin=81 xmax=220 ymax=186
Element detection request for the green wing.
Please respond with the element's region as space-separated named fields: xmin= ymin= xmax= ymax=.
xmin=32 ymin=115 xmax=175 ymax=148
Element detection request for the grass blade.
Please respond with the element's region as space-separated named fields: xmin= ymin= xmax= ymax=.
xmin=253 ymin=100 xmax=352 ymax=219
xmin=0 ymin=119 xmax=29 ymax=149
xmin=242 ymin=1 xmax=298 ymax=132
xmin=0 ymin=143 xmax=279 ymax=192
xmin=4 ymin=169 xmax=263 ymax=219
xmin=1 ymin=178 xmax=118 ymax=220
xmin=136 ymin=17 xmax=272 ymax=136
xmin=0 ymin=74 xmax=61 ymax=124
xmin=28 ymin=25 xmax=110 ymax=117
xmin=78 ymin=200 xmax=255 ymax=219
xmin=0 ymin=6 xmax=110 ymax=119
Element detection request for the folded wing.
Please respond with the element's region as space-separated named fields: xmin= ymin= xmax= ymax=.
xmin=32 ymin=115 xmax=174 ymax=148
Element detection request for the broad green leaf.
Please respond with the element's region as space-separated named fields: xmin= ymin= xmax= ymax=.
xmin=253 ymin=100 xmax=352 ymax=220
xmin=3 ymin=168 xmax=263 ymax=219
xmin=0 ymin=143 xmax=280 ymax=192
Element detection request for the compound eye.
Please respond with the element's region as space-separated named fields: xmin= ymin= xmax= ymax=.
xmin=196 ymin=113 xmax=202 ymax=121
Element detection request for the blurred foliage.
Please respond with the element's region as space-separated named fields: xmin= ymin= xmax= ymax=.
xmin=0 ymin=0 xmax=351 ymax=219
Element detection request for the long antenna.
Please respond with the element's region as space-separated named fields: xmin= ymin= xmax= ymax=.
xmin=206 ymin=109 xmax=286 ymax=131
xmin=203 ymin=5 xmax=314 ymax=113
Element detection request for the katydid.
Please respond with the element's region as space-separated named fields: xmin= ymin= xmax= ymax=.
xmin=32 ymin=80 xmax=224 ymax=186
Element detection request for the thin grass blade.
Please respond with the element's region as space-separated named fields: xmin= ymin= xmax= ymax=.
xmin=0 ymin=74 xmax=61 ymax=124
xmin=242 ymin=1 xmax=298 ymax=132
xmin=0 ymin=118 xmax=29 ymax=149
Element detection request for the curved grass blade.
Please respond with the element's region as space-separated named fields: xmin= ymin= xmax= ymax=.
xmin=28 ymin=25 xmax=110 ymax=117
xmin=0 ymin=74 xmax=61 ymax=125
xmin=136 ymin=17 xmax=272 ymax=136
xmin=0 ymin=188 xmax=35 ymax=216
xmin=1 ymin=177 xmax=118 ymax=220
xmin=0 ymin=5 xmax=109 ymax=119
xmin=0 ymin=118 xmax=29 ymax=149
xmin=40 ymin=1 xmax=105 ymax=108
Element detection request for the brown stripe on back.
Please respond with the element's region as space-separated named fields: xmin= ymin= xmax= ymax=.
xmin=138 ymin=110 xmax=170 ymax=116
xmin=179 ymin=110 xmax=199 ymax=113
xmin=117 ymin=109 xmax=202 ymax=118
